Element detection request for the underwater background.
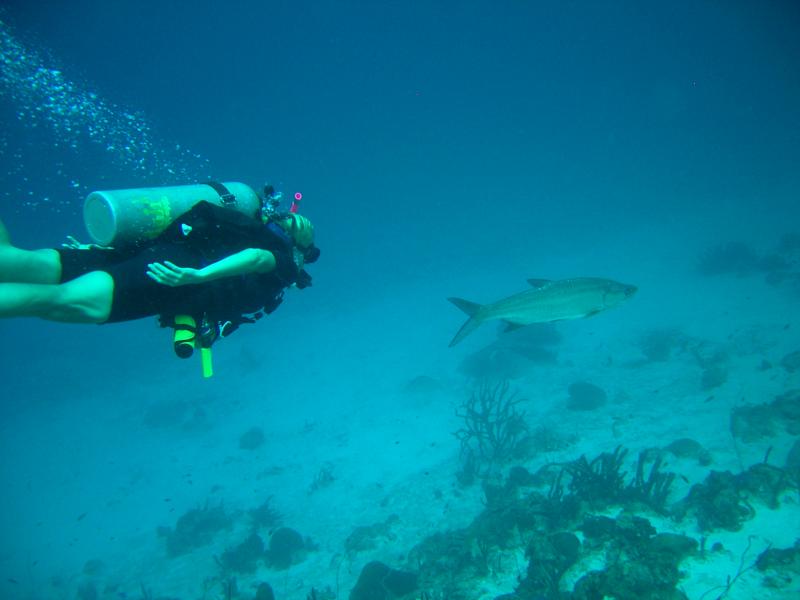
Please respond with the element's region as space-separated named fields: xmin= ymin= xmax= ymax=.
xmin=1 ymin=1 xmax=799 ymax=599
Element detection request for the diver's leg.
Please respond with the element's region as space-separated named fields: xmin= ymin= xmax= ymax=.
xmin=0 ymin=271 xmax=113 ymax=323
xmin=0 ymin=247 xmax=61 ymax=283
xmin=0 ymin=218 xmax=62 ymax=283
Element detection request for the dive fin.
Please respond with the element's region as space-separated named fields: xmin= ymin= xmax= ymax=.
xmin=447 ymin=297 xmax=484 ymax=347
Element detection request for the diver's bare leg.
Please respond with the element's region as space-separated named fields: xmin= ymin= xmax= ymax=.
xmin=0 ymin=219 xmax=62 ymax=283
xmin=0 ymin=271 xmax=113 ymax=323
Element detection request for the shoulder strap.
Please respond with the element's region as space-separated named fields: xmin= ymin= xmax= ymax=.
xmin=205 ymin=181 xmax=237 ymax=206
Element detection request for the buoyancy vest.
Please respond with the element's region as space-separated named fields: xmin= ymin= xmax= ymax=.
xmin=156 ymin=200 xmax=308 ymax=334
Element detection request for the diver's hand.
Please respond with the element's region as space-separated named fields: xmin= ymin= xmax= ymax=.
xmin=146 ymin=261 xmax=203 ymax=286
xmin=62 ymin=235 xmax=113 ymax=250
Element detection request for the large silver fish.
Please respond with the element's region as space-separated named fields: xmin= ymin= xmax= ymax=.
xmin=448 ymin=277 xmax=637 ymax=347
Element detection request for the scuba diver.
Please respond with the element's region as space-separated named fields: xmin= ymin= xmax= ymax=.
xmin=0 ymin=182 xmax=319 ymax=368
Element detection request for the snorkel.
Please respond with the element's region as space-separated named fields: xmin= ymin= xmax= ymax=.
xmin=290 ymin=192 xmax=302 ymax=214
xmin=261 ymin=186 xmax=303 ymax=221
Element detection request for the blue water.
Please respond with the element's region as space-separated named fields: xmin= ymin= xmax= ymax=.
xmin=1 ymin=2 xmax=799 ymax=599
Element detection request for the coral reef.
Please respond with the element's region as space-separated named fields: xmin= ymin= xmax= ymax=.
xmin=786 ymin=439 xmax=800 ymax=478
xmin=781 ymin=350 xmax=800 ymax=372
xmin=349 ymin=561 xmax=418 ymax=600
xmin=777 ymin=232 xmax=800 ymax=256
xmin=408 ymin=446 xmax=696 ymax=599
xmin=565 ymin=381 xmax=607 ymax=411
xmin=527 ymin=423 xmax=576 ymax=454
xmin=239 ymin=427 xmax=265 ymax=450
xmin=454 ymin=380 xmax=529 ymax=477
xmin=265 ymin=527 xmax=312 ymax=569
xmin=664 ymin=437 xmax=712 ymax=466
xmin=696 ymin=241 xmax=764 ymax=277
xmin=255 ymin=582 xmax=276 ymax=600
xmin=115 ymin=432 xmax=797 ymax=600
xmin=689 ymin=345 xmax=730 ymax=391
xmin=546 ymin=446 xmax=676 ymax=515
xmin=345 ymin=515 xmax=399 ymax=556
xmin=676 ymin=470 xmax=755 ymax=531
xmin=730 ymin=389 xmax=800 ymax=441
xmin=737 ymin=462 xmax=794 ymax=509
xmin=637 ymin=328 xmax=690 ymax=362
xmin=308 ymin=462 xmax=336 ymax=494
xmin=342 ymin=441 xmax=798 ymax=599
xmin=570 ymin=523 xmax=696 ymax=600
xmin=409 ymin=529 xmax=490 ymax=598
xmin=82 ymin=559 xmax=106 ymax=576
xmin=676 ymin=460 xmax=794 ymax=532
xmin=563 ymin=446 xmax=630 ymax=506
xmin=700 ymin=364 xmax=728 ymax=391
xmin=756 ymin=540 xmax=800 ymax=591
xmin=730 ymin=403 xmax=778 ymax=442
xmin=516 ymin=531 xmax=581 ymax=598
xmin=248 ymin=496 xmax=282 ymax=529
xmin=76 ymin=581 xmax=98 ymax=600
xmin=626 ymin=449 xmax=677 ymax=514
xmin=695 ymin=237 xmax=800 ymax=289
xmin=402 ymin=375 xmax=445 ymax=396
xmin=218 ymin=533 xmax=265 ymax=574
xmin=157 ymin=503 xmax=233 ymax=557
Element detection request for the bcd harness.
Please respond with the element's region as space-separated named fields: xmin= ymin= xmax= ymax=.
xmin=160 ymin=183 xmax=315 ymax=377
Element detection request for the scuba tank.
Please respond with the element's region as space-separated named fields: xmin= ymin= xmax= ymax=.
xmin=83 ymin=182 xmax=260 ymax=246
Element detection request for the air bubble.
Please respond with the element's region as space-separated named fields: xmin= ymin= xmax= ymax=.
xmin=0 ymin=17 xmax=210 ymax=207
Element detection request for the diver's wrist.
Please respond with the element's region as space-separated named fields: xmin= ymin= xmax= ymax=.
xmin=195 ymin=267 xmax=211 ymax=283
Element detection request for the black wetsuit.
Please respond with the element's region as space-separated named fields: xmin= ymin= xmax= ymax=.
xmin=58 ymin=202 xmax=299 ymax=323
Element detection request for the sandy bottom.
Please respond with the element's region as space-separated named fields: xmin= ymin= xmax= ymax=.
xmin=1 ymin=263 xmax=799 ymax=600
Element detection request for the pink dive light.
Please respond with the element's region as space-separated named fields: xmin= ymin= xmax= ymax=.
xmin=290 ymin=192 xmax=302 ymax=214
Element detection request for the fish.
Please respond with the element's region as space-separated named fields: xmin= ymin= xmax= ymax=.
xmin=447 ymin=277 xmax=637 ymax=347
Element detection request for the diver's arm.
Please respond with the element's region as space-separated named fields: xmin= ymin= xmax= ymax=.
xmin=147 ymin=248 xmax=276 ymax=287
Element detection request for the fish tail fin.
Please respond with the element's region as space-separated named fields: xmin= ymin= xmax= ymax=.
xmin=447 ymin=297 xmax=484 ymax=347
xmin=448 ymin=297 xmax=482 ymax=317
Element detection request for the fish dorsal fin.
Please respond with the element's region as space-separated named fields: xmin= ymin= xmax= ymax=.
xmin=527 ymin=278 xmax=553 ymax=289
